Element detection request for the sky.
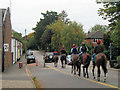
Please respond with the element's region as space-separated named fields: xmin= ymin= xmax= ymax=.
xmin=0 ymin=0 xmax=109 ymax=36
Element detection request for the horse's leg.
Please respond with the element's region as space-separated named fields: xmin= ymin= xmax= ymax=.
xmin=71 ymin=61 xmax=73 ymax=74
xmin=102 ymin=64 xmax=107 ymax=82
xmin=86 ymin=66 xmax=89 ymax=78
xmin=61 ymin=59 xmax=63 ymax=68
xmin=83 ymin=67 xmax=86 ymax=77
xmin=74 ymin=64 xmax=76 ymax=75
xmin=79 ymin=63 xmax=81 ymax=76
xmin=97 ymin=66 xmax=100 ymax=81
xmin=92 ymin=61 xmax=96 ymax=79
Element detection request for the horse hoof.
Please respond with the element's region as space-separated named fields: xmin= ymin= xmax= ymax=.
xmin=87 ymin=76 xmax=89 ymax=78
xmin=74 ymin=73 xmax=76 ymax=75
xmin=94 ymin=77 xmax=95 ymax=79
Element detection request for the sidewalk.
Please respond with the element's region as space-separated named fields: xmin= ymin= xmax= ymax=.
xmin=2 ymin=54 xmax=36 ymax=89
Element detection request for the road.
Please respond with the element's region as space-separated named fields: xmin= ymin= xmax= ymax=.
xmin=27 ymin=50 xmax=119 ymax=89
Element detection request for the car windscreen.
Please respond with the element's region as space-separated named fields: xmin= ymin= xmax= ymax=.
xmin=45 ymin=52 xmax=53 ymax=55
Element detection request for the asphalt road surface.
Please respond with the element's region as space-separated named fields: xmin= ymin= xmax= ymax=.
xmin=27 ymin=50 xmax=119 ymax=89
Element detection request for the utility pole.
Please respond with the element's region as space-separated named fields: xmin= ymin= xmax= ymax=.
xmin=25 ymin=29 xmax=27 ymax=53
xmin=2 ymin=16 xmax=5 ymax=72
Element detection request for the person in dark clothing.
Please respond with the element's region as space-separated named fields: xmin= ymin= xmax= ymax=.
xmin=79 ymin=42 xmax=88 ymax=56
xmin=91 ymin=40 xmax=104 ymax=63
xmin=60 ymin=47 xmax=67 ymax=55
xmin=60 ymin=47 xmax=67 ymax=65
xmin=94 ymin=40 xmax=103 ymax=54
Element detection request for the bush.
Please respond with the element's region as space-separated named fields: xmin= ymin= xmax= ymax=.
xmin=117 ymin=56 xmax=120 ymax=63
xmin=103 ymin=50 xmax=110 ymax=60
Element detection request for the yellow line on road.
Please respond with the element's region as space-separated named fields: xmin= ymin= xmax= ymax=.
xmin=47 ymin=65 xmax=120 ymax=89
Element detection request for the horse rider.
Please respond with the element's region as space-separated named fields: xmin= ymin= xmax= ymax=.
xmin=54 ymin=49 xmax=58 ymax=55
xmin=79 ymin=42 xmax=88 ymax=58
xmin=60 ymin=47 xmax=67 ymax=64
xmin=91 ymin=40 xmax=104 ymax=64
xmin=71 ymin=44 xmax=78 ymax=59
xmin=60 ymin=47 xmax=67 ymax=56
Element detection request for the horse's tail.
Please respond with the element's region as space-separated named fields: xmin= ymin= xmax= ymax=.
xmin=101 ymin=55 xmax=108 ymax=73
xmin=83 ymin=55 xmax=90 ymax=67
xmin=101 ymin=55 xmax=105 ymax=66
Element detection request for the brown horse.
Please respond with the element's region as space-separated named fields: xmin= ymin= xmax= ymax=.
xmin=79 ymin=53 xmax=91 ymax=78
xmin=92 ymin=53 xmax=108 ymax=82
xmin=60 ymin=54 xmax=67 ymax=68
xmin=53 ymin=55 xmax=59 ymax=67
xmin=71 ymin=54 xmax=80 ymax=75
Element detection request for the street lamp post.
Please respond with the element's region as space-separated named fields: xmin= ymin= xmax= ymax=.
xmin=25 ymin=29 xmax=27 ymax=53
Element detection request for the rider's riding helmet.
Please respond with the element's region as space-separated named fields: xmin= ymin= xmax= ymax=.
xmin=75 ymin=46 xmax=77 ymax=48
xmin=73 ymin=44 xmax=75 ymax=47
xmin=97 ymin=40 xmax=100 ymax=44
xmin=82 ymin=42 xmax=85 ymax=45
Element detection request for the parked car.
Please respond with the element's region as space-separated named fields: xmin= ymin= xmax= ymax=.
xmin=66 ymin=55 xmax=72 ymax=65
xmin=44 ymin=52 xmax=54 ymax=63
xmin=25 ymin=51 xmax=33 ymax=58
xmin=27 ymin=55 xmax=36 ymax=64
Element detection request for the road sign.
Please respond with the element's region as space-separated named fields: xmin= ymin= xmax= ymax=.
xmin=4 ymin=44 xmax=9 ymax=52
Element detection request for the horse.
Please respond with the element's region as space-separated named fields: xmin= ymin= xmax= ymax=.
xmin=92 ymin=53 xmax=108 ymax=82
xmin=53 ymin=55 xmax=59 ymax=67
xmin=71 ymin=54 xmax=80 ymax=75
xmin=60 ymin=54 xmax=67 ymax=68
xmin=79 ymin=53 xmax=91 ymax=78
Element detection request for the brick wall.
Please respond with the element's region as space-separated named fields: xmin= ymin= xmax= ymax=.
xmin=0 ymin=9 xmax=3 ymax=72
xmin=3 ymin=8 xmax=12 ymax=70
xmin=85 ymin=39 xmax=103 ymax=47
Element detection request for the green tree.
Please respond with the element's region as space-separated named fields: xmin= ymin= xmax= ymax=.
xmin=62 ymin=22 xmax=85 ymax=53
xmin=98 ymin=2 xmax=120 ymax=59
xmin=59 ymin=10 xmax=70 ymax=24
xmin=33 ymin=11 xmax=59 ymax=50
xmin=13 ymin=32 xmax=22 ymax=41
xmin=47 ymin=17 xmax=66 ymax=51
xmin=90 ymin=24 xmax=109 ymax=33
xmin=98 ymin=2 xmax=120 ymax=30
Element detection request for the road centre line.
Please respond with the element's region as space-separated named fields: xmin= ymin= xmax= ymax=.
xmin=47 ymin=65 xmax=120 ymax=89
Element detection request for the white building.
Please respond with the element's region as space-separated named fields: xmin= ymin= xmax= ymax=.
xmin=11 ymin=37 xmax=23 ymax=64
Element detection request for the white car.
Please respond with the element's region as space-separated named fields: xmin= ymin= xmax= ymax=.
xmin=66 ymin=55 xmax=72 ymax=65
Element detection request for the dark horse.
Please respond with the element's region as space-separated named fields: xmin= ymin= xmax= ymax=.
xmin=53 ymin=55 xmax=59 ymax=67
xmin=79 ymin=53 xmax=91 ymax=78
xmin=71 ymin=54 xmax=80 ymax=75
xmin=60 ymin=54 xmax=67 ymax=68
xmin=92 ymin=53 xmax=108 ymax=82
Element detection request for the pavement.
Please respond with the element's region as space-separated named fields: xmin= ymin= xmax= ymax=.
xmin=2 ymin=54 xmax=36 ymax=89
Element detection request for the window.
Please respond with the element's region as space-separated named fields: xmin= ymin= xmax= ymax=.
xmin=93 ymin=39 xmax=100 ymax=43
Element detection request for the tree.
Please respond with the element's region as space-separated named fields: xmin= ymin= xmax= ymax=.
xmin=62 ymin=22 xmax=85 ymax=53
xmin=33 ymin=11 xmax=59 ymax=49
xmin=46 ymin=17 xmax=66 ymax=51
xmin=59 ymin=10 xmax=70 ymax=24
xmin=90 ymin=24 xmax=109 ymax=33
xmin=98 ymin=2 xmax=120 ymax=59
xmin=13 ymin=32 xmax=22 ymax=41
xmin=98 ymin=2 xmax=120 ymax=30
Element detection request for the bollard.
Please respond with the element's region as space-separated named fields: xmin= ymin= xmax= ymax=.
xmin=44 ymin=59 xmax=45 ymax=67
xmin=19 ymin=62 xmax=23 ymax=68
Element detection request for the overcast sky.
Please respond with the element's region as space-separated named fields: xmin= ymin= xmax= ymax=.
xmin=0 ymin=0 xmax=109 ymax=36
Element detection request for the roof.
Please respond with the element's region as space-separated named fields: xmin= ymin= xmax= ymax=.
xmin=86 ymin=31 xmax=104 ymax=39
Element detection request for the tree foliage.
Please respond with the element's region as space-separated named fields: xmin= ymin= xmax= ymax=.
xmin=33 ymin=11 xmax=59 ymax=49
xmin=90 ymin=24 xmax=109 ymax=33
xmin=13 ymin=32 xmax=22 ymax=41
xmin=46 ymin=17 xmax=66 ymax=51
xmin=62 ymin=22 xmax=85 ymax=53
xmin=98 ymin=2 xmax=120 ymax=59
xmin=98 ymin=2 xmax=120 ymax=29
